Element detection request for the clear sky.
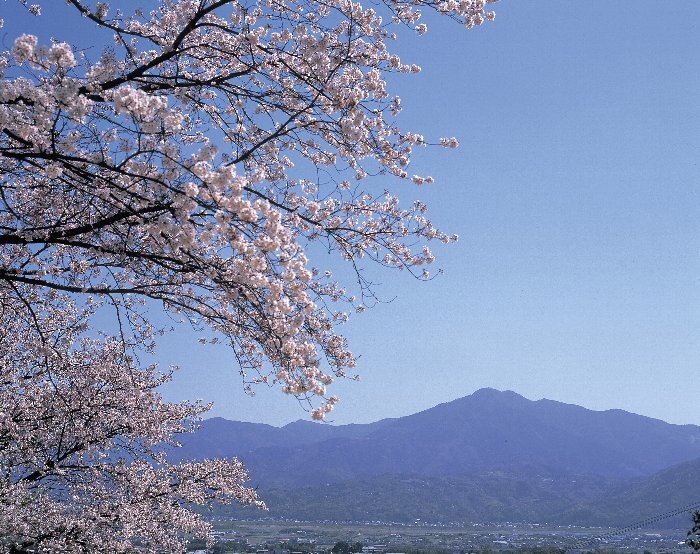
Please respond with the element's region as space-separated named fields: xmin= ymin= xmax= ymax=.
xmin=162 ymin=0 xmax=700 ymax=426
xmin=4 ymin=1 xmax=699 ymax=426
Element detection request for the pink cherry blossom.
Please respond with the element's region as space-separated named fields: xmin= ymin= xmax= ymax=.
xmin=0 ymin=0 xmax=496 ymax=550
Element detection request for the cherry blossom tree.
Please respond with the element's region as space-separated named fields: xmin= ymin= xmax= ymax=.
xmin=0 ymin=0 xmax=496 ymax=551
xmin=0 ymin=287 xmax=264 ymax=552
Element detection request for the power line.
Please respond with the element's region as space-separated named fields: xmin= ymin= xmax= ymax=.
xmin=563 ymin=501 xmax=700 ymax=552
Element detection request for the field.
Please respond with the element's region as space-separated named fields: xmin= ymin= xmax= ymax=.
xmin=204 ymin=519 xmax=692 ymax=553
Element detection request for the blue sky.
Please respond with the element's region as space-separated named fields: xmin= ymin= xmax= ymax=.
xmin=4 ymin=1 xmax=699 ymax=426
xmin=163 ymin=1 xmax=700 ymax=426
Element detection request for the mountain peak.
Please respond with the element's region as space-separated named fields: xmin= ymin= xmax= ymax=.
xmin=469 ymin=388 xmax=526 ymax=401
xmin=282 ymin=419 xmax=321 ymax=430
xmin=178 ymin=389 xmax=700 ymax=489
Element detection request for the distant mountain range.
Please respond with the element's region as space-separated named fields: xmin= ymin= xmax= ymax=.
xmin=172 ymin=388 xmax=700 ymax=527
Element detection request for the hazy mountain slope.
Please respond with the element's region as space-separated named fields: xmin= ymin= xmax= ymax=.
xmin=213 ymin=472 xmax=616 ymax=524
xmin=175 ymin=390 xmax=700 ymax=526
xmin=214 ymin=460 xmax=700 ymax=528
xmin=556 ymin=456 xmax=700 ymax=527
xmin=172 ymin=419 xmax=287 ymax=459
xmin=174 ymin=389 xmax=700 ymax=486
xmin=172 ymin=414 xmax=394 ymax=461
xmin=184 ymin=389 xmax=700 ymax=486
xmin=356 ymin=388 xmax=700 ymax=478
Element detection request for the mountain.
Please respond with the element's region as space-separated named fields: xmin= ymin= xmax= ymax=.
xmin=172 ymin=389 xmax=700 ymax=526
xmin=556 ymin=456 xmax=700 ymax=527
xmin=172 ymin=415 xmax=393 ymax=460
xmin=209 ymin=459 xmax=700 ymax=528
xmin=210 ymin=472 xmax=618 ymax=524
xmin=175 ymin=388 xmax=700 ymax=486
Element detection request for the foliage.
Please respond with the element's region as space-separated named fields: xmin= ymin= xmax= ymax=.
xmin=332 ymin=541 xmax=363 ymax=553
xmin=280 ymin=542 xmax=319 ymax=552
xmin=0 ymin=0 xmax=496 ymax=551
xmin=205 ymin=473 xmax=616 ymax=525
xmin=688 ymin=510 xmax=700 ymax=551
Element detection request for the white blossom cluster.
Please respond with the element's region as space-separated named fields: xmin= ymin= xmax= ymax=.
xmin=0 ymin=289 xmax=264 ymax=552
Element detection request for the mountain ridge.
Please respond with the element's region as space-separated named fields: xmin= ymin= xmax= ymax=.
xmin=173 ymin=388 xmax=700 ymax=526
xmin=175 ymin=388 xmax=700 ymax=483
xmin=207 ymin=388 xmax=698 ymax=431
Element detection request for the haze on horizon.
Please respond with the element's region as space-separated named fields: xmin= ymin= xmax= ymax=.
xmin=198 ymin=387 xmax=700 ymax=428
